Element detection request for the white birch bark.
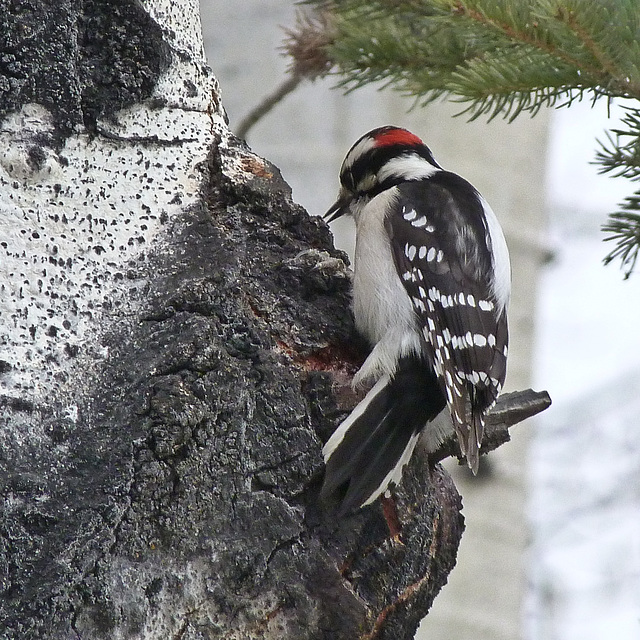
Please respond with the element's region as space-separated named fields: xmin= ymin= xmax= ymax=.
xmin=0 ymin=1 xmax=224 ymax=409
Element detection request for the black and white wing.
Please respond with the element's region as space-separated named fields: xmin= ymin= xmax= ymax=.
xmin=387 ymin=173 xmax=510 ymax=472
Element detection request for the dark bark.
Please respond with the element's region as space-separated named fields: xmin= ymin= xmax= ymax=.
xmin=0 ymin=0 xmax=170 ymax=138
xmin=0 ymin=2 xmax=550 ymax=638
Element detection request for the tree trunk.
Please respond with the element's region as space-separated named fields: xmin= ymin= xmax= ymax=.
xmin=0 ymin=2 xmax=549 ymax=638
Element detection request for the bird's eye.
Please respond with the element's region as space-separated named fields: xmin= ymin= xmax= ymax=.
xmin=342 ymin=168 xmax=355 ymax=192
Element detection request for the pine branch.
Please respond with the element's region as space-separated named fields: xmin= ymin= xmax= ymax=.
xmin=602 ymin=210 xmax=640 ymax=279
xmin=595 ymin=106 xmax=640 ymax=275
xmin=236 ymin=9 xmax=334 ymax=139
xmin=595 ymin=106 xmax=640 ymax=180
xmin=289 ymin=0 xmax=640 ymax=275
xmin=447 ymin=46 xmax=586 ymax=121
xmin=311 ymin=0 xmax=640 ymax=119
xmin=236 ymin=75 xmax=302 ymax=140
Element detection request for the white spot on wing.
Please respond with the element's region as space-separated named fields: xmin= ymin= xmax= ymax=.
xmin=473 ymin=333 xmax=487 ymax=347
xmin=479 ymin=299 xmax=494 ymax=311
xmin=412 ymin=215 xmax=427 ymax=227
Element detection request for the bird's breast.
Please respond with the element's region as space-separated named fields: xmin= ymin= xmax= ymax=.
xmin=352 ymin=190 xmax=417 ymax=345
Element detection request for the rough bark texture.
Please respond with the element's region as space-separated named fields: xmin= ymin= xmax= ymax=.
xmin=0 ymin=2 xmax=549 ymax=639
xmin=0 ymin=0 xmax=170 ymax=137
xmin=0 ymin=137 xmax=468 ymax=639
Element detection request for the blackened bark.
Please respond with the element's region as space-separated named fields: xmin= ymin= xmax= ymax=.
xmin=0 ymin=0 xmax=170 ymax=137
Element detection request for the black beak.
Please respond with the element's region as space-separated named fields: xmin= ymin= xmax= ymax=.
xmin=324 ymin=193 xmax=350 ymax=222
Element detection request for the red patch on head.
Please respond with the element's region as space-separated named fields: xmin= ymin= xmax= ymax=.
xmin=374 ymin=127 xmax=423 ymax=148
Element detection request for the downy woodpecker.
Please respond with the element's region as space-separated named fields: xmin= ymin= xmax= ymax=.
xmin=322 ymin=126 xmax=511 ymax=514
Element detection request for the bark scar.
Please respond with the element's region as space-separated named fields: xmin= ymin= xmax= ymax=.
xmin=361 ymin=513 xmax=441 ymax=640
xmin=381 ymin=494 xmax=403 ymax=542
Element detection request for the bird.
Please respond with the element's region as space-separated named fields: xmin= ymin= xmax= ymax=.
xmin=321 ymin=126 xmax=511 ymax=515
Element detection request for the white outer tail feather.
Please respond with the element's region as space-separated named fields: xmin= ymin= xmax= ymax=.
xmin=323 ymin=373 xmax=455 ymax=510
xmin=361 ymin=430 xmax=421 ymax=507
xmin=322 ymin=375 xmax=390 ymax=462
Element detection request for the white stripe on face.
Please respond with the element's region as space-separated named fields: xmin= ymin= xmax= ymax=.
xmin=376 ymin=153 xmax=440 ymax=183
xmin=342 ymin=135 xmax=377 ymax=173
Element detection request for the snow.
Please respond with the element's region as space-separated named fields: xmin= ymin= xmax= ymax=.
xmin=527 ymin=99 xmax=640 ymax=640
xmin=534 ymin=235 xmax=640 ymax=402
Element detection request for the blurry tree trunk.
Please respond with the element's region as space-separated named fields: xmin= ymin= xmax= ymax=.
xmin=0 ymin=2 xmax=548 ymax=639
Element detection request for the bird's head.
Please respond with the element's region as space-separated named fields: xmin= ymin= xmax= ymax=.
xmin=325 ymin=126 xmax=440 ymax=222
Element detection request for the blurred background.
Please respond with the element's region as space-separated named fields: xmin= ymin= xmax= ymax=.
xmin=201 ymin=2 xmax=640 ymax=639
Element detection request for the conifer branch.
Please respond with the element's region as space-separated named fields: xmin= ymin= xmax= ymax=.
xmin=236 ymin=9 xmax=334 ymax=139
xmin=236 ymin=75 xmax=303 ymax=140
xmin=453 ymin=3 xmax=594 ymax=78
xmin=602 ymin=211 xmax=640 ymax=279
xmin=287 ymin=0 xmax=640 ymax=275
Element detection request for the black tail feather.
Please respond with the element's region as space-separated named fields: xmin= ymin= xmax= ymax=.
xmin=321 ymin=356 xmax=447 ymax=515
